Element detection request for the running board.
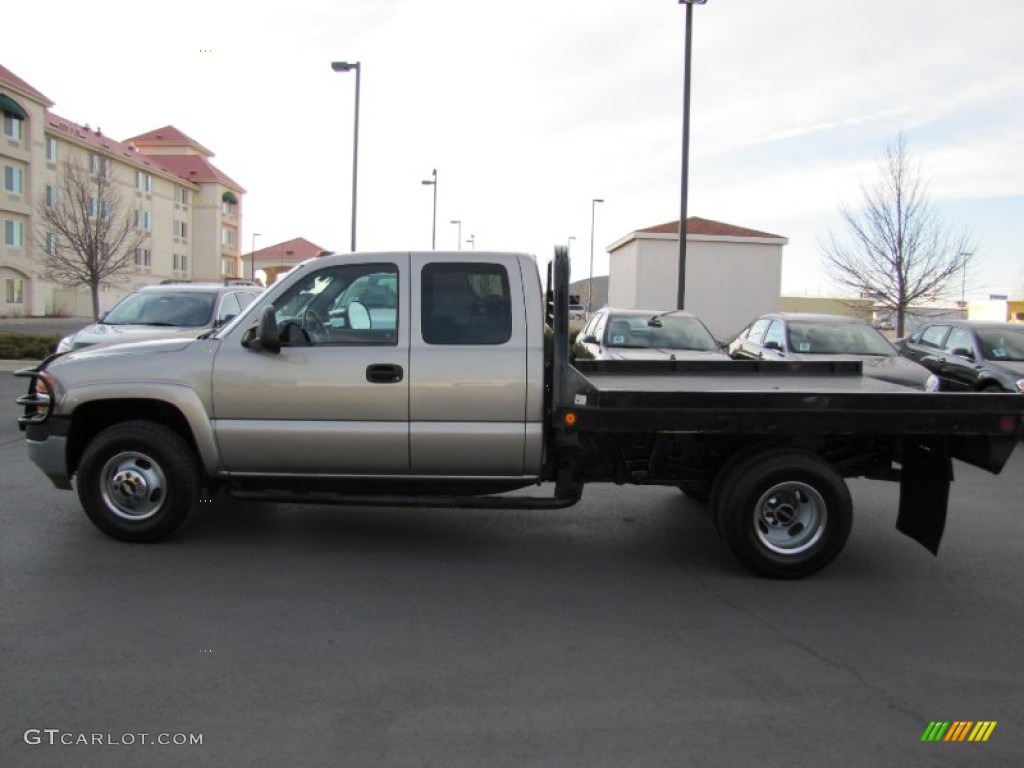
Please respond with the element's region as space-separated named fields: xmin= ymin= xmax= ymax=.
xmin=226 ymin=489 xmax=581 ymax=510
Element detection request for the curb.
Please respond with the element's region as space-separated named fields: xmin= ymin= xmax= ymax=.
xmin=1 ymin=360 xmax=41 ymax=372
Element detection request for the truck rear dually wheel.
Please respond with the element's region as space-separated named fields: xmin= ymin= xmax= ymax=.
xmin=77 ymin=420 xmax=200 ymax=542
xmin=714 ymin=449 xmax=852 ymax=578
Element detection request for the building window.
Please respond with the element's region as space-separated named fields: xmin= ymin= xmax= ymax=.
xmin=4 ymin=219 xmax=24 ymax=247
xmin=3 ymin=165 xmax=23 ymax=194
xmin=46 ymin=136 xmax=57 ymax=162
xmin=222 ymin=200 xmax=237 ymax=216
xmin=5 ymin=278 xmax=24 ymax=304
xmin=134 ymin=247 xmax=151 ymax=268
xmin=221 ymin=258 xmax=235 ymax=277
xmin=173 ymin=253 xmax=188 ymax=272
xmin=45 ymin=232 xmax=58 ymax=255
xmin=45 ymin=184 xmax=56 ymax=207
xmin=2 ymin=114 xmax=22 ymax=141
xmin=174 ymin=187 xmax=189 ymax=206
xmin=135 ymin=208 xmax=152 ymax=231
xmin=135 ymin=170 xmax=152 ymax=193
xmin=221 ymin=227 xmax=236 ymax=246
xmin=89 ymin=154 xmax=110 ymax=177
xmin=174 ymin=220 xmax=188 ymax=240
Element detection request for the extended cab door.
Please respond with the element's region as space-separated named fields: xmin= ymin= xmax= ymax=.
xmin=408 ymin=254 xmax=530 ymax=475
xmin=210 ymin=255 xmax=410 ymax=475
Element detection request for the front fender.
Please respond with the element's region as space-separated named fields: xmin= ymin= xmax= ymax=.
xmin=64 ymin=382 xmax=219 ymax=477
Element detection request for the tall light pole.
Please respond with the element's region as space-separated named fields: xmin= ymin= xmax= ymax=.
xmin=421 ymin=169 xmax=437 ymax=249
xmin=959 ymin=250 xmax=973 ymax=319
xmin=589 ymin=198 xmax=604 ymax=316
xmin=676 ymin=0 xmax=707 ymax=310
xmin=331 ymin=60 xmax=361 ymax=251
xmin=250 ymin=232 xmax=261 ymax=281
xmin=451 ymin=219 xmax=462 ymax=250
xmin=466 ymin=234 xmax=475 ymax=250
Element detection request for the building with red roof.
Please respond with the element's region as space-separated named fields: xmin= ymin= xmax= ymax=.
xmin=246 ymin=237 xmax=330 ymax=285
xmin=1 ymin=64 xmax=246 ymax=317
xmin=606 ymin=217 xmax=789 ymax=339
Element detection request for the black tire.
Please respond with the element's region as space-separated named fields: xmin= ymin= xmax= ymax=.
xmin=714 ymin=449 xmax=852 ymax=579
xmin=980 ymin=384 xmax=1005 ymax=393
xmin=76 ymin=420 xmax=201 ymax=542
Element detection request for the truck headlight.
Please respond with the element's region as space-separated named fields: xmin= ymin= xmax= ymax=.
xmin=925 ymin=374 xmax=940 ymax=392
xmin=56 ymin=335 xmax=73 ymax=354
xmin=1015 ymin=379 xmax=1024 ymax=393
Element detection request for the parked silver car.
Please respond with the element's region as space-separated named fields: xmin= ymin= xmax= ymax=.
xmin=574 ymin=307 xmax=727 ymax=361
xmin=56 ymin=282 xmax=261 ymax=353
xmin=729 ymin=313 xmax=939 ymax=390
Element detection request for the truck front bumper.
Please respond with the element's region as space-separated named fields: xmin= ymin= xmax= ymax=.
xmin=25 ymin=421 xmax=72 ymax=490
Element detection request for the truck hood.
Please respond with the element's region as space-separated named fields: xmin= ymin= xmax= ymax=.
xmin=65 ymin=324 xmax=206 ymax=351
xmin=51 ymin=336 xmax=201 ymax=366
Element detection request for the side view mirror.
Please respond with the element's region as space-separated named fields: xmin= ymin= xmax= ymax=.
xmin=764 ymin=340 xmax=783 ymax=352
xmin=950 ymin=347 xmax=974 ymax=361
xmin=215 ymin=314 xmax=237 ymax=327
xmin=581 ymin=334 xmax=599 ymax=344
xmin=242 ymin=305 xmax=281 ymax=353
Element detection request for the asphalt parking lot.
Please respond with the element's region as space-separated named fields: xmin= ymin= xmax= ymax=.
xmin=3 ymin=371 xmax=1023 ymax=767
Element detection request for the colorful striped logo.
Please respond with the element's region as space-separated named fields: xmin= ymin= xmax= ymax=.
xmin=921 ymin=721 xmax=997 ymax=742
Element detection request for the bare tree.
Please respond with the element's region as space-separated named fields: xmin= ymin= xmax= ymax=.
xmin=821 ymin=134 xmax=975 ymax=337
xmin=35 ymin=158 xmax=150 ymax=319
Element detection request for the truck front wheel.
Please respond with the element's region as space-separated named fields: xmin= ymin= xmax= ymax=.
xmin=714 ymin=450 xmax=852 ymax=578
xmin=77 ymin=421 xmax=201 ymax=542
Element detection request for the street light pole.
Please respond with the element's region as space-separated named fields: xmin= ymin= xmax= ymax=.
xmin=250 ymin=232 xmax=261 ymax=281
xmin=676 ymin=0 xmax=707 ymax=310
xmin=331 ymin=60 xmax=361 ymax=251
xmin=466 ymin=234 xmax=475 ymax=250
xmin=589 ymin=198 xmax=604 ymax=316
xmin=421 ymin=169 xmax=437 ymax=249
xmin=450 ymin=219 xmax=462 ymax=250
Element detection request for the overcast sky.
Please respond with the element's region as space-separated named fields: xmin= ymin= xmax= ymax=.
xmin=6 ymin=0 xmax=1022 ymax=299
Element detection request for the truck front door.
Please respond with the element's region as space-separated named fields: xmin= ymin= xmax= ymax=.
xmin=211 ymin=256 xmax=410 ymax=475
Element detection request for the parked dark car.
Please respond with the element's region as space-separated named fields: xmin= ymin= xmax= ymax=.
xmin=56 ymin=282 xmax=262 ymax=353
xmin=894 ymin=320 xmax=1024 ymax=393
xmin=729 ymin=312 xmax=939 ymax=391
xmin=573 ymin=307 xmax=727 ymax=361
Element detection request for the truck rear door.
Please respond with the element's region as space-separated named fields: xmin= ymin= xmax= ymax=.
xmin=409 ymin=253 xmax=529 ymax=475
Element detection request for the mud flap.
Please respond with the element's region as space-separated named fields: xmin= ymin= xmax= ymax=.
xmin=896 ymin=441 xmax=952 ymax=555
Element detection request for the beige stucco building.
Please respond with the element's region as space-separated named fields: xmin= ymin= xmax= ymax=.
xmin=607 ymin=217 xmax=788 ymax=340
xmin=1 ymin=64 xmax=245 ymax=317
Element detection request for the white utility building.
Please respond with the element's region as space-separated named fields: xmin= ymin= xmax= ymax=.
xmin=607 ymin=217 xmax=788 ymax=340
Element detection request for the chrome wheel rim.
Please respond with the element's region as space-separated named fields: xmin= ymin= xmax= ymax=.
xmin=754 ymin=482 xmax=827 ymax=555
xmin=99 ymin=451 xmax=167 ymax=521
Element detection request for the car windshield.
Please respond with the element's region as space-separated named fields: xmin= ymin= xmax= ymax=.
xmin=786 ymin=320 xmax=896 ymax=356
xmin=977 ymin=326 xmax=1024 ymax=362
xmin=102 ymin=291 xmax=217 ymax=327
xmin=604 ymin=313 xmax=717 ymax=351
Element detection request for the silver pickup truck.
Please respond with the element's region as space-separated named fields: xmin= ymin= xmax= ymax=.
xmin=16 ymin=247 xmax=1024 ymax=578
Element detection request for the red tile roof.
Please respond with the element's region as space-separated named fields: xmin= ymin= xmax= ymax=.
xmin=123 ymin=125 xmax=213 ymax=156
xmin=251 ymin=238 xmax=329 ymax=263
xmin=0 ymin=63 xmax=53 ymax=105
xmin=639 ymin=217 xmax=784 ymax=239
xmin=152 ymin=154 xmax=245 ymax=193
xmin=45 ymin=110 xmax=188 ymax=177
